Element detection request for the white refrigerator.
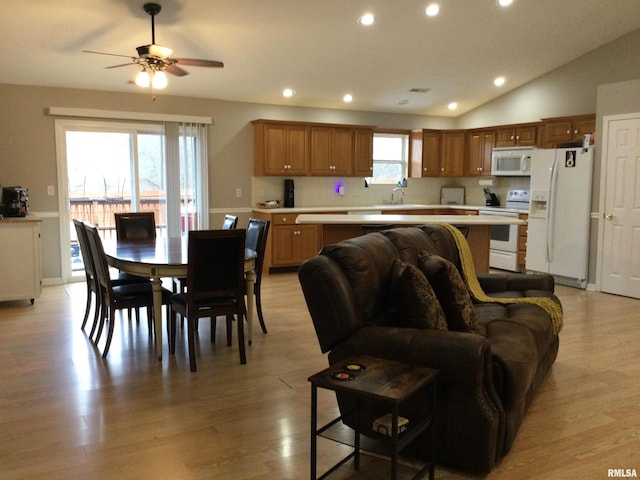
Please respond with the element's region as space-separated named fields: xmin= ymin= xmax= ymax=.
xmin=526 ymin=147 xmax=594 ymax=288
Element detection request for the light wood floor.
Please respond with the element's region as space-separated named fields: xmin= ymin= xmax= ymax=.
xmin=1 ymin=273 xmax=639 ymax=479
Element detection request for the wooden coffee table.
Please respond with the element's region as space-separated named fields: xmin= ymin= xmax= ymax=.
xmin=308 ymin=355 xmax=438 ymax=480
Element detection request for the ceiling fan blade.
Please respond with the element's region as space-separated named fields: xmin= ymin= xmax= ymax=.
xmin=165 ymin=64 xmax=189 ymax=77
xmin=105 ymin=62 xmax=136 ymax=69
xmin=174 ymin=58 xmax=224 ymax=68
xmin=83 ymin=49 xmax=134 ymax=59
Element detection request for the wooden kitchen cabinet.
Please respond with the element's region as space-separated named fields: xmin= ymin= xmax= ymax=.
xmin=495 ymin=123 xmax=539 ymax=148
xmin=440 ymin=130 xmax=466 ymax=177
xmin=253 ymin=120 xmax=309 ymax=176
xmin=541 ymin=114 xmax=595 ymax=148
xmin=353 ymin=128 xmax=374 ymax=177
xmin=272 ymin=223 xmax=321 ymax=268
xmin=466 ymin=129 xmax=495 ymax=176
xmin=410 ymin=129 xmax=441 ymax=177
xmin=252 ymin=211 xmax=322 ymax=271
xmin=0 ymin=217 xmax=41 ymax=303
xmin=310 ymin=126 xmax=353 ymax=176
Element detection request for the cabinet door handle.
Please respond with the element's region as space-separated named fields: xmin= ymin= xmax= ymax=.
xmin=566 ymin=129 xmax=571 ymax=135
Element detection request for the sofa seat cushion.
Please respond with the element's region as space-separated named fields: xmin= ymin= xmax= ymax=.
xmin=474 ymin=302 xmax=556 ymax=409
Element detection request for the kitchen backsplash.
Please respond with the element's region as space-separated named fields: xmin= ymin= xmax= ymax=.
xmin=252 ymin=175 xmax=531 ymax=208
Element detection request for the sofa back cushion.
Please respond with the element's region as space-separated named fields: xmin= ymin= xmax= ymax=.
xmin=382 ymin=225 xmax=462 ymax=270
xmin=320 ymin=232 xmax=400 ymax=322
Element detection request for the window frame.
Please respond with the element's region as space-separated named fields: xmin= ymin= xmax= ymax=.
xmin=370 ymin=130 xmax=410 ymax=185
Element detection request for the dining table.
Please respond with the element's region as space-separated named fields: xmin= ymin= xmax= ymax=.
xmin=103 ymin=236 xmax=257 ymax=361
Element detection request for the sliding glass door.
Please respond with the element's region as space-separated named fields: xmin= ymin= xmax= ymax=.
xmin=56 ymin=119 xmax=208 ymax=281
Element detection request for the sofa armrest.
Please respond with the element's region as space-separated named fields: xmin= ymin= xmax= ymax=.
xmin=477 ymin=273 xmax=555 ymax=294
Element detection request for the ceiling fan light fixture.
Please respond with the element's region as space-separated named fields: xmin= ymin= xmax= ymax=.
xmin=135 ymin=69 xmax=151 ymax=87
xmin=152 ymin=70 xmax=168 ymax=89
xmin=146 ymin=44 xmax=173 ymax=59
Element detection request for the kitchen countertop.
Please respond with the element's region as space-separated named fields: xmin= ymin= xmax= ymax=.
xmin=253 ymin=204 xmax=529 ymax=215
xmin=296 ymin=213 xmax=525 ymax=226
xmin=0 ymin=215 xmax=41 ymax=223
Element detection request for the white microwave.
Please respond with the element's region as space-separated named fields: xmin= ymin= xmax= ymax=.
xmin=491 ymin=147 xmax=533 ymax=176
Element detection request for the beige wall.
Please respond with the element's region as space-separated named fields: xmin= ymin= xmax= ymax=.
xmin=0 ymin=84 xmax=454 ymax=281
xmin=2 ymin=27 xmax=640 ymax=283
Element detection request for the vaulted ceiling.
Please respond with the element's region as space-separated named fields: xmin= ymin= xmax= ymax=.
xmin=3 ymin=0 xmax=640 ymax=116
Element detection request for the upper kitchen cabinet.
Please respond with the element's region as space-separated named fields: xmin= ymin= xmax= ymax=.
xmin=440 ymin=130 xmax=466 ymax=177
xmin=309 ymin=126 xmax=353 ymax=176
xmin=410 ymin=129 xmax=441 ymax=177
xmin=253 ymin=120 xmax=309 ymax=176
xmin=541 ymin=114 xmax=595 ymax=148
xmin=353 ymin=128 xmax=374 ymax=177
xmin=466 ymin=129 xmax=495 ymax=176
xmin=495 ymin=123 xmax=539 ymax=148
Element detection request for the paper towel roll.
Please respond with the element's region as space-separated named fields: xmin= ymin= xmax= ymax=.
xmin=478 ymin=178 xmax=496 ymax=187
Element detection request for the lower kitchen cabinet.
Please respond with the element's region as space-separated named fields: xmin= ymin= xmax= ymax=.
xmin=0 ymin=217 xmax=42 ymax=303
xmin=252 ymin=211 xmax=323 ymax=272
xmin=272 ymin=224 xmax=321 ymax=267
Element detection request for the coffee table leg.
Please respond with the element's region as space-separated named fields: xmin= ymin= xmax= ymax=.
xmin=391 ymin=405 xmax=399 ymax=480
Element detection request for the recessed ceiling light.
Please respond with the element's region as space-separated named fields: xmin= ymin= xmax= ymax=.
xmin=282 ymin=88 xmax=296 ymax=97
xmin=494 ymin=76 xmax=506 ymax=87
xmin=358 ymin=13 xmax=375 ymax=26
xmin=343 ymin=94 xmax=353 ymax=103
xmin=497 ymin=0 xmax=513 ymax=6
xmin=425 ymin=4 xmax=440 ymax=17
xmin=448 ymin=102 xmax=458 ymax=110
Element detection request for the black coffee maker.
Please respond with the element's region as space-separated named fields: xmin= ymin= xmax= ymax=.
xmin=483 ymin=188 xmax=500 ymax=207
xmin=284 ymin=179 xmax=295 ymax=208
xmin=2 ymin=186 xmax=30 ymax=217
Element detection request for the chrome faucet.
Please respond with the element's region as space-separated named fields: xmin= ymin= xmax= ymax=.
xmin=391 ymin=187 xmax=405 ymax=205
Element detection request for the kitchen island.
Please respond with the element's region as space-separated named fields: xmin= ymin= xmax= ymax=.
xmin=252 ymin=204 xmax=526 ymax=273
xmin=296 ymin=213 xmax=525 ymax=274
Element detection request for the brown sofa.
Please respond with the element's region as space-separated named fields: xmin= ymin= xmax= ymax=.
xmin=298 ymin=224 xmax=561 ymax=473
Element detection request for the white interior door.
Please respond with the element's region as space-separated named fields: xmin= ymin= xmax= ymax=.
xmin=599 ymin=114 xmax=640 ymax=298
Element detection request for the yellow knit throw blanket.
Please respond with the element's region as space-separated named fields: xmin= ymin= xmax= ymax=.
xmin=436 ymin=223 xmax=563 ymax=335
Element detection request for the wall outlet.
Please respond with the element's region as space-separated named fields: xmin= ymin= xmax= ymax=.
xmin=47 ymin=185 xmax=55 ymax=196
xmin=236 ymin=188 xmax=242 ymax=198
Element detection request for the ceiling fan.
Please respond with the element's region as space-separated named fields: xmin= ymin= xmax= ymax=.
xmin=84 ymin=2 xmax=223 ymax=89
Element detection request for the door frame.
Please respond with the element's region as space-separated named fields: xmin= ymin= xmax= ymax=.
xmin=595 ymin=112 xmax=640 ymax=296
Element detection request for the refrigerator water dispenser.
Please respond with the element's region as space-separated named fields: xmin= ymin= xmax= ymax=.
xmin=529 ymin=189 xmax=549 ymax=218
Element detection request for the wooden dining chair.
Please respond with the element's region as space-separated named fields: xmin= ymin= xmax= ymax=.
xmin=74 ymin=220 xmax=151 ymax=339
xmin=244 ymin=218 xmax=270 ymax=335
xmin=114 ymin=212 xmax=156 ymax=240
xmin=169 ymin=229 xmax=247 ymax=371
xmin=84 ymin=224 xmax=172 ymax=358
xmin=173 ymin=213 xmax=239 ymax=294
xmin=221 ymin=214 xmax=238 ymax=230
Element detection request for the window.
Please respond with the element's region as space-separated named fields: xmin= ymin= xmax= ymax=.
xmin=371 ymin=132 xmax=409 ymax=184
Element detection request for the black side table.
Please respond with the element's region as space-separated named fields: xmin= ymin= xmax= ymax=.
xmin=308 ymin=355 xmax=438 ymax=480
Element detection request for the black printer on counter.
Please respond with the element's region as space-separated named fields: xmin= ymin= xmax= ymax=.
xmin=1 ymin=186 xmax=30 ymax=217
